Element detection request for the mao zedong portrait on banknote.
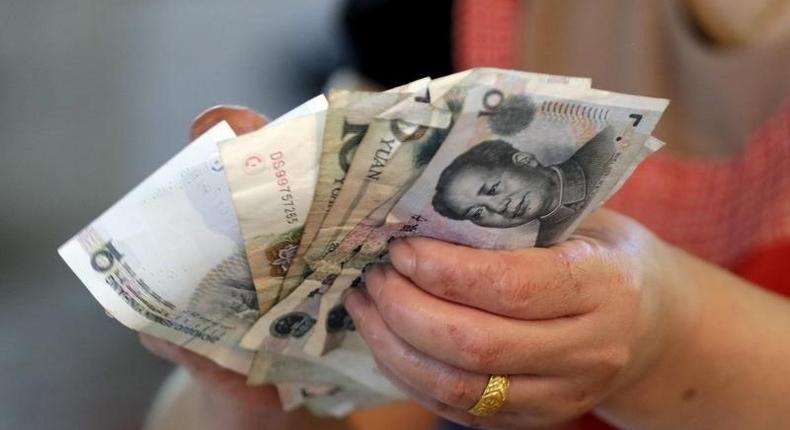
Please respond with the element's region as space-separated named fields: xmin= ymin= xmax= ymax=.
xmin=431 ymin=95 xmax=617 ymax=246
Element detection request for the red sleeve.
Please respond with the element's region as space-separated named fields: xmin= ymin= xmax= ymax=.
xmin=730 ymin=240 xmax=790 ymax=297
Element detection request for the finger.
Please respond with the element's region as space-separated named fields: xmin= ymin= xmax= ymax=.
xmin=190 ymin=105 xmax=268 ymax=140
xmin=377 ymin=364 xmax=585 ymax=430
xmin=140 ymin=333 xmax=239 ymax=382
xmin=343 ymin=288 xmax=489 ymax=410
xmin=389 ymin=237 xmax=601 ymax=320
xmin=344 ymin=288 xmax=584 ymax=419
xmin=139 ymin=334 xmax=280 ymax=408
xmin=140 ymin=333 xmax=215 ymax=372
xmin=360 ymin=321 xmax=573 ymax=430
xmin=362 ymin=264 xmax=590 ymax=375
xmin=373 ymin=358 xmax=533 ymax=430
xmin=571 ymin=207 xmax=653 ymax=248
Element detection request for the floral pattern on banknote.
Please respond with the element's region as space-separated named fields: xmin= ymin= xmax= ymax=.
xmin=265 ymin=227 xmax=303 ymax=277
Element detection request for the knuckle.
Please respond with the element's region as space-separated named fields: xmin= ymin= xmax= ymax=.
xmin=438 ymin=375 xmax=479 ymax=408
xmin=488 ymin=256 xmax=533 ymax=310
xmin=542 ymin=247 xmax=586 ymax=303
xmin=432 ymin=261 xmax=466 ymax=300
xmin=430 ymin=249 xmax=503 ymax=300
xmin=456 ymin=337 xmax=505 ymax=371
xmin=597 ymin=256 xmax=643 ymax=313
xmin=445 ymin=322 xmax=472 ymax=353
xmin=592 ymin=345 xmax=631 ymax=381
xmin=537 ymin=382 xmax=599 ymax=422
xmin=564 ymin=388 xmax=597 ymax=415
xmin=445 ymin=324 xmax=481 ymax=368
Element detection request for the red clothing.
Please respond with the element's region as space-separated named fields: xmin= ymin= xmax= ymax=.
xmin=455 ymin=0 xmax=790 ymax=289
xmin=455 ymin=0 xmax=790 ymax=427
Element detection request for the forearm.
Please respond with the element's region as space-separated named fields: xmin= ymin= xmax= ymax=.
xmin=596 ymin=246 xmax=790 ymax=429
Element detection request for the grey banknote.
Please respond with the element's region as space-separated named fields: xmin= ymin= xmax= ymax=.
xmin=387 ymin=78 xmax=669 ymax=248
xmin=299 ymin=69 xmax=600 ymax=355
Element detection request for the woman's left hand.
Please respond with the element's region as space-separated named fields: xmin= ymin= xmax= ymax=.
xmin=344 ymin=208 xmax=696 ymax=429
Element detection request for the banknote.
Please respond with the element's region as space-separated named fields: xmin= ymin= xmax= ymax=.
xmin=296 ymin=69 xmax=599 ymax=355
xmin=299 ymin=195 xmax=403 ymax=356
xmin=246 ymin=326 xmax=404 ymax=416
xmin=302 ymin=386 xmax=399 ymax=418
xmin=286 ymin=71 xmax=501 ymax=289
xmin=58 ymin=123 xmax=257 ymax=373
xmin=219 ymin=95 xmax=328 ymax=313
xmin=241 ymin=70 xmax=598 ymax=358
xmin=239 ymin=91 xmax=457 ymax=356
xmin=305 ymin=68 xmax=594 ymax=272
xmin=275 ymin=382 xmax=307 ymax=412
xmin=241 ymin=78 xmax=459 ymax=355
xmin=278 ymin=78 xmax=432 ymax=303
xmin=61 ymin=67 xmax=671 ymax=419
xmin=297 ymin=69 xmax=589 ymax=276
xmin=248 ymin=334 xmax=402 ymax=399
xmin=386 ymin=80 xmax=669 ymax=249
xmin=279 ymin=70 xmax=587 ymax=302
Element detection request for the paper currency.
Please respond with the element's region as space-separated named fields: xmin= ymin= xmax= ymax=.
xmin=387 ymin=80 xmax=668 ymax=248
xmin=299 ymin=69 xmax=590 ymax=277
xmin=266 ymin=69 xmax=603 ymax=357
xmin=239 ymin=90 xmax=456 ymax=356
xmin=278 ymin=78 xmax=432 ymax=303
xmin=58 ymin=122 xmax=257 ymax=373
xmin=240 ymin=75 xmax=461 ymax=355
xmin=247 ymin=332 xmax=402 ymax=400
xmin=299 ymin=70 xmax=666 ymax=357
xmin=61 ymin=67 xmax=670 ymax=418
xmin=219 ymin=95 xmax=328 ymax=313
xmin=247 ymin=328 xmax=404 ymax=416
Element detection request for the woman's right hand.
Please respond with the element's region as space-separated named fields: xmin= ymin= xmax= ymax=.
xmin=140 ymin=333 xmax=284 ymax=412
xmin=140 ymin=106 xmax=343 ymax=430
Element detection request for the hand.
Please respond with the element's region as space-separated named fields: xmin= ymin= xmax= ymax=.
xmin=189 ymin=104 xmax=268 ymax=141
xmin=141 ymin=105 xmax=288 ymax=424
xmin=140 ymin=333 xmax=281 ymax=412
xmin=344 ymin=209 xmax=697 ymax=429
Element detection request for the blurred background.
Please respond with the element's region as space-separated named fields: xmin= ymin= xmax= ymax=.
xmin=0 ymin=1 xmax=347 ymax=428
xmin=1 ymin=1 xmax=788 ymax=429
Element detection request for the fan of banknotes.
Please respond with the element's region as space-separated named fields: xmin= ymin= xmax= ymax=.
xmin=59 ymin=68 xmax=668 ymax=416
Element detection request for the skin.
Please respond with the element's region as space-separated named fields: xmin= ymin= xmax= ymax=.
xmin=143 ymin=106 xmax=790 ymax=430
xmin=142 ymin=106 xmax=434 ymax=430
xmin=345 ymin=211 xmax=790 ymax=429
xmin=143 ymin=106 xmax=326 ymax=429
xmin=687 ymin=0 xmax=790 ymax=46
xmin=442 ymin=158 xmax=560 ymax=228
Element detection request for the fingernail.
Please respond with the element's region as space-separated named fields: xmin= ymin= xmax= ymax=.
xmin=364 ymin=263 xmax=391 ymax=299
xmin=342 ymin=288 xmax=363 ymax=314
xmin=389 ymin=239 xmax=416 ymax=277
xmin=341 ymin=286 xmax=357 ymax=302
xmin=363 ymin=263 xmax=384 ymax=282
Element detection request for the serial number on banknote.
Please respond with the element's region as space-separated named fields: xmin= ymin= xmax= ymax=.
xmin=271 ymin=151 xmax=300 ymax=225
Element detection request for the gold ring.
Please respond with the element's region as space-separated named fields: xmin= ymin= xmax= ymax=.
xmin=468 ymin=375 xmax=510 ymax=417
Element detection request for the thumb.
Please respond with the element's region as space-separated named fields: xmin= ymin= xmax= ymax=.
xmin=570 ymin=207 xmax=652 ymax=247
xmin=190 ymin=105 xmax=268 ymax=141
